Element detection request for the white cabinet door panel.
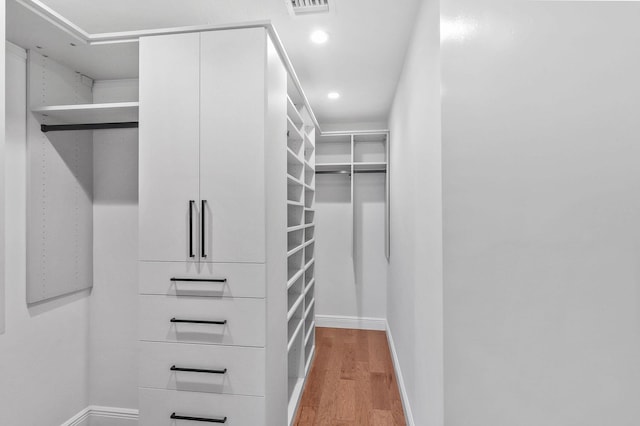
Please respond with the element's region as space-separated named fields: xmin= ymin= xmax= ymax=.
xmin=139 ymin=341 xmax=265 ymax=395
xmin=139 ymin=388 xmax=264 ymax=426
xmin=139 ymin=261 xmax=266 ymax=298
xmin=139 ymin=295 xmax=265 ymax=346
xmin=200 ymin=29 xmax=266 ymax=263
xmin=139 ymin=33 xmax=200 ymax=262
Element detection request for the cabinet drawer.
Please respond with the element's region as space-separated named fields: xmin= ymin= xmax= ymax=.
xmin=139 ymin=388 xmax=264 ymax=426
xmin=139 ymin=295 xmax=265 ymax=346
xmin=139 ymin=262 xmax=265 ymax=298
xmin=139 ymin=341 xmax=265 ymax=396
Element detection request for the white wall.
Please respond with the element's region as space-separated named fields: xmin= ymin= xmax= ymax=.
xmin=442 ymin=2 xmax=640 ymax=425
xmin=315 ymin=167 xmax=388 ymax=325
xmin=89 ymin=80 xmax=139 ymax=411
xmin=386 ymin=0 xmax=443 ymax=425
xmin=0 ymin=42 xmax=91 ymax=426
xmin=0 ymin=0 xmax=5 ymax=335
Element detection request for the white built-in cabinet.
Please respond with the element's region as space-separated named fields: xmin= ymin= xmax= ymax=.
xmin=138 ymin=27 xmax=315 ymax=426
xmin=139 ymin=31 xmax=265 ymax=264
xmin=138 ymin=32 xmax=200 ymax=263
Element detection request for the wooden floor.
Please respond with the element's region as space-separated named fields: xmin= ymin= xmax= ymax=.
xmin=294 ymin=327 xmax=406 ymax=426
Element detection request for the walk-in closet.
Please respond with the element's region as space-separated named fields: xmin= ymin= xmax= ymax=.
xmin=3 ymin=1 xmax=640 ymax=426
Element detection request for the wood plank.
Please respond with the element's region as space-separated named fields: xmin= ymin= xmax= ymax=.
xmin=336 ymin=379 xmax=356 ymax=422
xmin=371 ymin=409 xmax=395 ymax=426
xmin=354 ymin=361 xmax=373 ymax=425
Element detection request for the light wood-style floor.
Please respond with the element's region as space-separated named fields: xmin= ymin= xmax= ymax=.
xmin=294 ymin=327 xmax=406 ymax=426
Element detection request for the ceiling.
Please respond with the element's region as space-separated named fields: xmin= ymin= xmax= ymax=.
xmin=6 ymin=0 xmax=422 ymax=128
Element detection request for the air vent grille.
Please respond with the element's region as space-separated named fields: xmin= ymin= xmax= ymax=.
xmin=290 ymin=0 xmax=329 ymax=15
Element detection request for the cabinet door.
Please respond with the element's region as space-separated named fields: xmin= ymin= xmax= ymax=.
xmin=199 ymin=29 xmax=266 ymax=263
xmin=139 ymin=33 xmax=200 ymax=262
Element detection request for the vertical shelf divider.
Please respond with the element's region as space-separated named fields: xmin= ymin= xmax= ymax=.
xmin=286 ymin=84 xmax=316 ymax=426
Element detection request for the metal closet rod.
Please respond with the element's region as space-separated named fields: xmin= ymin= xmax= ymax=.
xmin=315 ymin=170 xmax=386 ymax=175
xmin=40 ymin=122 xmax=139 ymax=133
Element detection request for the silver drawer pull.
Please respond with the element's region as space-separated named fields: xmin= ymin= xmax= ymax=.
xmin=170 ymin=365 xmax=227 ymax=375
xmin=170 ymin=413 xmax=227 ymax=423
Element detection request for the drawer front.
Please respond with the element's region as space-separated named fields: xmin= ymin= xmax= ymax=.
xmin=139 ymin=388 xmax=264 ymax=426
xmin=139 ymin=262 xmax=265 ymax=298
xmin=139 ymin=341 xmax=265 ymax=396
xmin=139 ymin=295 xmax=265 ymax=346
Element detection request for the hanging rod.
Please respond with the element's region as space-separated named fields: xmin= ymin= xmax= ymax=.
xmin=315 ymin=169 xmax=386 ymax=175
xmin=40 ymin=122 xmax=139 ymax=133
xmin=316 ymin=170 xmax=350 ymax=175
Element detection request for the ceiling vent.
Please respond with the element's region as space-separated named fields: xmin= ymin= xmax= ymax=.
xmin=289 ymin=0 xmax=330 ymax=15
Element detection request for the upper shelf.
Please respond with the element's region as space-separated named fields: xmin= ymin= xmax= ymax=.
xmin=353 ymin=162 xmax=387 ymax=172
xmin=31 ymin=102 xmax=139 ymax=125
xmin=316 ymin=163 xmax=351 ymax=173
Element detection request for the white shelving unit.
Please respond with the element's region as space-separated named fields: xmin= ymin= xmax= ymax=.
xmin=286 ymin=84 xmax=316 ymax=425
xmin=315 ymin=131 xmax=390 ymax=259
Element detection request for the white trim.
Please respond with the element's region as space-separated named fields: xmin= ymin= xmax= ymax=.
xmin=12 ymin=1 xmax=322 ymax=132
xmin=14 ymin=0 xmax=89 ymax=43
xmin=61 ymin=406 xmax=139 ymax=426
xmin=320 ymin=129 xmax=390 ymax=135
xmin=314 ymin=314 xmax=386 ymax=330
xmin=60 ymin=407 xmax=90 ymax=426
xmin=386 ymin=321 xmax=415 ymax=426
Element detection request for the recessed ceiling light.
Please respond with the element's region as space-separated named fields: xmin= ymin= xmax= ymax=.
xmin=310 ymin=30 xmax=329 ymax=44
xmin=327 ymin=92 xmax=340 ymax=100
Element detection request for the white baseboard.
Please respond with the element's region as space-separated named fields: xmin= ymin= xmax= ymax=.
xmin=61 ymin=407 xmax=91 ymax=426
xmin=386 ymin=322 xmax=415 ymax=426
xmin=61 ymin=406 xmax=138 ymax=426
xmin=315 ymin=314 xmax=386 ymax=330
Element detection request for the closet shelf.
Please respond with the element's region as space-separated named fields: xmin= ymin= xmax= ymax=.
xmin=32 ymin=102 xmax=139 ymax=127
xmin=303 ymin=299 xmax=315 ymax=319
xmin=287 ymin=319 xmax=304 ymax=352
xmin=353 ymin=162 xmax=387 ymax=172
xmin=304 ymin=134 xmax=315 ymax=152
xmin=315 ymin=163 xmax=350 ymax=174
xmin=287 ymin=294 xmax=305 ymax=321
xmin=287 ymin=200 xmax=304 ymax=208
xmin=304 ymin=278 xmax=315 ymax=295
xmin=287 ymin=96 xmax=304 ymax=128
xmin=287 ymin=269 xmax=304 ymax=290
xmin=304 ymin=321 xmax=315 ymax=345
xmin=287 ymin=147 xmax=304 ymax=166
xmin=287 ymin=174 xmax=304 ymax=187
xmin=288 ymin=224 xmax=305 ymax=233
xmin=304 ymin=347 xmax=315 ymax=375
xmin=287 ymin=244 xmax=304 ymax=258
xmin=287 ymin=117 xmax=304 ymax=142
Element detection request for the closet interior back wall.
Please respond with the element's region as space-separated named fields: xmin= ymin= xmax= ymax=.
xmin=315 ymin=163 xmax=387 ymax=326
